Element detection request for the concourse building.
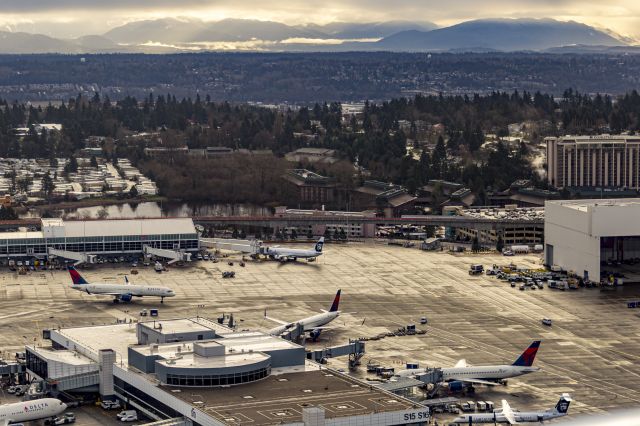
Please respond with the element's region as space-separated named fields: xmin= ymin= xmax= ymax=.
xmin=545 ymin=198 xmax=640 ymax=282
xmin=25 ymin=318 xmax=430 ymax=426
xmin=0 ymin=218 xmax=199 ymax=260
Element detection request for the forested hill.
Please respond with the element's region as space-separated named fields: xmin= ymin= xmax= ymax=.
xmin=4 ymin=90 xmax=640 ymax=205
xmin=1 ymin=52 xmax=640 ymax=103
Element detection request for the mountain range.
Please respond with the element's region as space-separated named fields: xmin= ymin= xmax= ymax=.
xmin=0 ymin=18 xmax=634 ymax=54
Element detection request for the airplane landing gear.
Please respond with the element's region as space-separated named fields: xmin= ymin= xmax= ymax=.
xmin=161 ymin=297 xmax=164 ymax=304
xmin=113 ymin=298 xmax=120 ymax=304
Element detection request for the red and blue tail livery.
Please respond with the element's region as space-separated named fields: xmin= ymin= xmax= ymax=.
xmin=512 ymin=340 xmax=541 ymax=367
xmin=329 ymin=289 xmax=341 ymax=312
xmin=68 ymin=266 xmax=88 ymax=285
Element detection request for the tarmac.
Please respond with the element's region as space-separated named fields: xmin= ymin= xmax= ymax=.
xmin=1 ymin=240 xmax=640 ymax=424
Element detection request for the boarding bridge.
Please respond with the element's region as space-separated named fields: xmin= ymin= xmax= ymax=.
xmin=143 ymin=246 xmax=192 ymax=264
xmin=199 ymin=238 xmax=262 ymax=255
xmin=0 ymin=361 xmax=24 ymax=375
xmin=307 ymin=339 xmax=366 ymax=368
xmin=50 ymin=371 xmax=100 ymax=392
xmin=47 ymin=248 xmax=97 ymax=265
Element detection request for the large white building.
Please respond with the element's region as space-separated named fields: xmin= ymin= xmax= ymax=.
xmin=546 ymin=135 xmax=640 ymax=189
xmin=25 ymin=318 xmax=430 ymax=426
xmin=544 ymin=199 xmax=640 ymax=282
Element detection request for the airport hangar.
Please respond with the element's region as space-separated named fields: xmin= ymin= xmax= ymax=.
xmin=545 ymin=198 xmax=640 ymax=282
xmin=0 ymin=217 xmax=199 ymax=260
xmin=25 ymin=318 xmax=430 ymax=426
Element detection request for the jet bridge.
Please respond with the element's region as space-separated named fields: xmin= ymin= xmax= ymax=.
xmin=199 ymin=238 xmax=262 ymax=255
xmin=306 ymin=339 xmax=366 ymax=368
xmin=47 ymin=248 xmax=97 ymax=265
xmin=143 ymin=245 xmax=191 ymax=264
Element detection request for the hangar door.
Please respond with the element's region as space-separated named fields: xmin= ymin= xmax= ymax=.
xmin=545 ymin=244 xmax=554 ymax=266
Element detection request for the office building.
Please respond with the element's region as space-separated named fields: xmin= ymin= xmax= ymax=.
xmin=546 ymin=135 xmax=640 ymax=189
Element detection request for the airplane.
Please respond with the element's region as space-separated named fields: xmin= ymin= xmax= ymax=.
xmin=265 ymin=289 xmax=342 ymax=340
xmin=68 ymin=266 xmax=176 ymax=303
xmin=265 ymin=237 xmax=324 ymax=262
xmin=395 ymin=341 xmax=541 ymax=390
xmin=451 ymin=393 xmax=572 ymax=424
xmin=0 ymin=398 xmax=67 ymax=426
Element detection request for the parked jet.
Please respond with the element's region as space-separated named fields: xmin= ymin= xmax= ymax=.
xmin=395 ymin=341 xmax=541 ymax=388
xmin=452 ymin=393 xmax=572 ymax=424
xmin=265 ymin=289 xmax=341 ymax=340
xmin=0 ymin=398 xmax=67 ymax=426
xmin=68 ymin=266 xmax=176 ymax=303
xmin=266 ymin=237 xmax=324 ymax=262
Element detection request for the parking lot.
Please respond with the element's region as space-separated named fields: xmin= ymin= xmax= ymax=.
xmin=1 ymin=241 xmax=640 ymax=424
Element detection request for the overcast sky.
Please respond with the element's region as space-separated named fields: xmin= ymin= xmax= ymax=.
xmin=1 ymin=0 xmax=639 ymax=39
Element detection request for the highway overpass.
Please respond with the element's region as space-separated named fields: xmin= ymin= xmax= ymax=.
xmin=192 ymin=215 xmax=543 ymax=231
xmin=0 ymin=215 xmax=543 ymax=232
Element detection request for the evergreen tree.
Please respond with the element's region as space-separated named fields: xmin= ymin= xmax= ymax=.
xmin=471 ymin=236 xmax=481 ymax=253
xmin=41 ymin=171 xmax=55 ymax=199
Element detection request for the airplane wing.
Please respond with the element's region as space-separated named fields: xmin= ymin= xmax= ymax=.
xmin=447 ymin=377 xmax=499 ymax=386
xmin=264 ymin=309 xmax=289 ymax=325
xmin=454 ymin=359 xmax=468 ymax=368
xmin=501 ymin=400 xmax=516 ymax=425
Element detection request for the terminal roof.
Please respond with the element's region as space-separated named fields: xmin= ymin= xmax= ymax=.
xmin=140 ymin=317 xmax=231 ymax=336
xmin=41 ymin=218 xmax=196 ymax=238
xmin=169 ymin=368 xmax=416 ymax=425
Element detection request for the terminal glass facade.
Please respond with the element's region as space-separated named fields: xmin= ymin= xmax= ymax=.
xmin=164 ymin=366 xmax=271 ymax=387
xmin=0 ymin=232 xmax=198 ymax=258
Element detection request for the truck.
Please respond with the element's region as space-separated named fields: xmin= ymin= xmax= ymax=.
xmin=510 ymin=245 xmax=530 ymax=254
xmin=469 ymin=264 xmax=484 ymax=275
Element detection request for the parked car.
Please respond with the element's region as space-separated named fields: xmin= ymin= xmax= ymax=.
xmin=101 ymin=400 xmax=121 ymax=410
xmin=542 ymin=318 xmax=553 ymax=327
xmin=51 ymin=413 xmax=76 ymax=424
xmin=118 ymin=410 xmax=138 ymax=422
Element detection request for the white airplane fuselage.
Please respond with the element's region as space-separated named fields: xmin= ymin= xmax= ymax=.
xmin=395 ymin=365 xmax=539 ymax=381
xmin=268 ymin=247 xmax=322 ymax=259
xmin=71 ymin=283 xmax=175 ymax=299
xmin=442 ymin=365 xmax=540 ymax=381
xmin=269 ymin=311 xmax=339 ymax=335
xmin=0 ymin=398 xmax=67 ymax=425
xmin=453 ymin=409 xmax=565 ymax=424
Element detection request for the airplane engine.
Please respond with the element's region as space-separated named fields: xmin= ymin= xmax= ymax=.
xmin=310 ymin=329 xmax=322 ymax=341
xmin=120 ymin=294 xmax=133 ymax=302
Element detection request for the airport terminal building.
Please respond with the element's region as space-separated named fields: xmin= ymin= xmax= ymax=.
xmin=545 ymin=199 xmax=640 ymax=282
xmin=25 ymin=318 xmax=430 ymax=426
xmin=0 ymin=218 xmax=199 ymax=260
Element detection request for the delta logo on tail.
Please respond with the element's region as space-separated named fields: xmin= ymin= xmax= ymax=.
xmin=512 ymin=340 xmax=541 ymax=367
xmin=329 ymin=289 xmax=341 ymax=312
xmin=68 ymin=267 xmax=88 ymax=285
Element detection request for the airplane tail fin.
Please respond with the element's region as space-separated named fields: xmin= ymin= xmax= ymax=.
xmin=512 ymin=340 xmax=541 ymax=366
xmin=329 ymin=289 xmax=341 ymax=312
xmin=315 ymin=237 xmax=325 ymax=253
xmin=553 ymin=393 xmax=572 ymax=414
xmin=68 ymin=266 xmax=88 ymax=285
